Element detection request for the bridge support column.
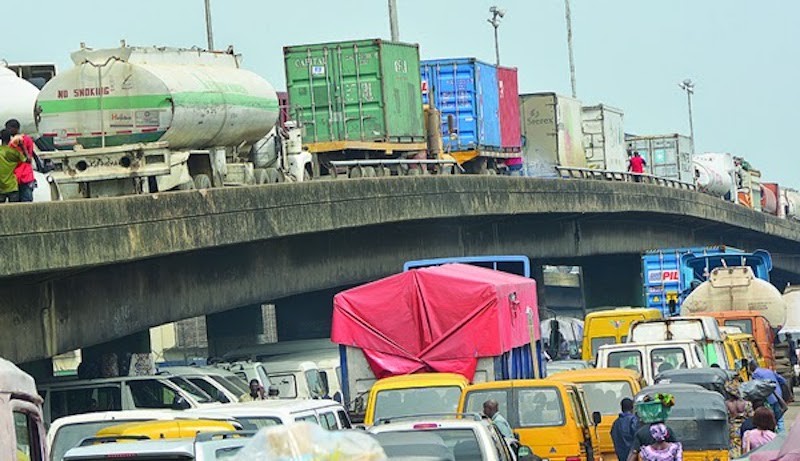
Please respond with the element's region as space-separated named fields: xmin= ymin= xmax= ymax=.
xmin=275 ymin=287 xmax=345 ymax=342
xmin=206 ymin=304 xmax=264 ymax=359
xmin=581 ymin=255 xmax=644 ymax=309
xmin=81 ymin=331 xmax=151 ymax=376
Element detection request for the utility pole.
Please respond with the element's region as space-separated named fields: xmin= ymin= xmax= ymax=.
xmin=564 ymin=0 xmax=577 ymax=98
xmin=204 ymin=0 xmax=214 ymax=50
xmin=388 ymin=0 xmax=400 ymax=41
xmin=679 ymin=79 xmax=696 ymax=154
xmin=488 ymin=6 xmax=506 ymax=66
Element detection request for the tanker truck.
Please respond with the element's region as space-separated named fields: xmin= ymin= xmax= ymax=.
xmin=35 ymin=43 xmax=311 ymax=198
xmin=693 ymin=152 xmax=737 ymax=201
xmin=681 ymin=266 xmax=797 ymax=392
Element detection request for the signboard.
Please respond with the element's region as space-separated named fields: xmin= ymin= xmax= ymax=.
xmin=647 ymin=269 xmax=680 ymax=283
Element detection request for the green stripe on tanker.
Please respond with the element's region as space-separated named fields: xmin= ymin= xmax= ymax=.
xmin=284 ymin=39 xmax=425 ymax=147
xmin=39 ymin=92 xmax=278 ymax=114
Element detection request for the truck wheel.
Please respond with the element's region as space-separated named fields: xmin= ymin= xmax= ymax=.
xmin=194 ymin=174 xmax=212 ymax=189
xmin=254 ymin=168 xmax=268 ymax=185
xmin=362 ymin=166 xmax=376 ymax=177
xmin=177 ymin=180 xmax=195 ymax=190
xmin=375 ymin=166 xmax=390 ymax=177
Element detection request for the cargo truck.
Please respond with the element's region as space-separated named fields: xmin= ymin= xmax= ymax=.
xmin=582 ymin=104 xmax=627 ymax=172
xmin=641 ymin=246 xmax=772 ymax=316
xmin=35 ymin=43 xmax=311 ymax=199
xmin=626 ymin=134 xmax=694 ymax=183
xmin=284 ymin=39 xmax=456 ymax=178
xmin=420 ymin=58 xmax=522 ymax=174
xmin=519 ymin=92 xmax=586 ymax=177
xmin=0 ymin=357 xmax=48 ymax=460
xmin=331 ymin=264 xmax=542 ymax=420
xmin=681 ymin=266 xmax=797 ymax=394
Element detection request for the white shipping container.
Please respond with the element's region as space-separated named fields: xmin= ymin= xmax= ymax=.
xmin=626 ymin=134 xmax=694 ymax=183
xmin=519 ymin=93 xmax=586 ymax=177
xmin=582 ymin=104 xmax=626 ymax=172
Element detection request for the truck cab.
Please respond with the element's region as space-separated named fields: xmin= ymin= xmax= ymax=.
xmin=0 ymin=358 xmax=48 ymax=461
xmin=596 ymin=340 xmax=707 ymax=385
xmin=581 ymin=308 xmax=662 ymax=362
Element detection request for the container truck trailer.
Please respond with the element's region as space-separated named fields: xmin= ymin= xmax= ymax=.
xmin=582 ymin=104 xmax=626 ymax=172
xmin=626 ymin=134 xmax=694 ymax=183
xmin=519 ymin=93 xmax=586 ymax=177
xmin=331 ymin=263 xmax=542 ymax=418
xmin=35 ymin=43 xmax=310 ymax=198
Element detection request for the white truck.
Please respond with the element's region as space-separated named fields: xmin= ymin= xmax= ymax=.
xmin=0 ymin=357 xmax=48 ymax=460
xmin=35 ymin=43 xmax=311 ymax=199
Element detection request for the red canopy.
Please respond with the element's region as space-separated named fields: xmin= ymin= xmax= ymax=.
xmin=331 ymin=263 xmax=539 ymax=380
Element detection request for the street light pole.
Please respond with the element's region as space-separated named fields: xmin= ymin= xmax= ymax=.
xmin=679 ymin=79 xmax=695 ymax=154
xmin=488 ymin=6 xmax=506 ymax=66
xmin=203 ymin=0 xmax=214 ymax=50
xmin=564 ymin=0 xmax=577 ymax=98
xmin=388 ymin=0 xmax=400 ymax=41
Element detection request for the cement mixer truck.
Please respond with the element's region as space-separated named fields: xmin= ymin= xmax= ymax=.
xmin=35 ymin=43 xmax=311 ymax=199
xmin=681 ymin=266 xmax=797 ymax=392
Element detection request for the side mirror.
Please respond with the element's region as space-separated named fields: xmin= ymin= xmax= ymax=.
xmin=592 ymin=411 xmax=602 ymax=426
xmin=517 ymin=446 xmax=540 ymax=461
xmin=172 ymin=396 xmax=191 ymax=410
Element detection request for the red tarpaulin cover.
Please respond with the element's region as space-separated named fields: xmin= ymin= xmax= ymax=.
xmin=331 ymin=264 xmax=539 ymax=380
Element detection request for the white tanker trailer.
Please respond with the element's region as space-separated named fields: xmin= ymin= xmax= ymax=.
xmin=36 ymin=43 xmax=310 ymax=198
xmin=693 ymin=152 xmax=737 ymax=200
xmin=0 ymin=65 xmax=39 ymax=134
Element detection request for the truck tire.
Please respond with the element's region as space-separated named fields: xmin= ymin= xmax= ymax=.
xmin=194 ymin=174 xmax=212 ymax=190
xmin=253 ymin=168 xmax=268 ymax=185
xmin=177 ymin=180 xmax=195 ymax=190
xmin=362 ymin=166 xmax=376 ymax=177
xmin=348 ymin=167 xmax=363 ymax=179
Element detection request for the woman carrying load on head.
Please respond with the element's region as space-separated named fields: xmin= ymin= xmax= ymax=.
xmin=724 ymin=379 xmax=753 ymax=457
xmin=639 ymin=423 xmax=683 ymax=461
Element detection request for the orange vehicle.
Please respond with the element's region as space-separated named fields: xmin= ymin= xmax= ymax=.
xmin=705 ymin=311 xmax=776 ymax=368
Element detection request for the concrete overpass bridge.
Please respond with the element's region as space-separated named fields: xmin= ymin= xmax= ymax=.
xmin=2 ymin=176 xmax=800 ymax=365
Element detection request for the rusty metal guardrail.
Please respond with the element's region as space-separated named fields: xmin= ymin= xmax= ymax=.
xmin=555 ymin=166 xmax=696 ymax=191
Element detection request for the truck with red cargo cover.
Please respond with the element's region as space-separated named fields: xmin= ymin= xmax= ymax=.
xmin=331 ymin=264 xmax=541 ymax=419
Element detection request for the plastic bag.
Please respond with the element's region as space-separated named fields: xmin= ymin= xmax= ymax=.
xmin=740 ymin=379 xmax=776 ymax=402
xmin=232 ymin=422 xmax=387 ymax=461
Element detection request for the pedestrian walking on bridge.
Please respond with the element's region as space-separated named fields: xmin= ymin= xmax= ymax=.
xmin=0 ymin=129 xmax=26 ymax=203
xmin=627 ymin=151 xmax=647 ymax=182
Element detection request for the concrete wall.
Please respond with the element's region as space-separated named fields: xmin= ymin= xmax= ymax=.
xmin=2 ymin=177 xmax=800 ymax=363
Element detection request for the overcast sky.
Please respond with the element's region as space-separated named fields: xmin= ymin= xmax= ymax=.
xmin=5 ymin=0 xmax=797 ymax=185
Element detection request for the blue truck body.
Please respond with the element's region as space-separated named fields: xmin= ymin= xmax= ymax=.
xmin=642 ymin=246 xmax=773 ymax=316
xmin=420 ymin=58 xmax=501 ymax=152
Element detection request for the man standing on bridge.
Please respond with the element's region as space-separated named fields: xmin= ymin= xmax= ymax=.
xmin=627 ymin=151 xmax=647 ymax=182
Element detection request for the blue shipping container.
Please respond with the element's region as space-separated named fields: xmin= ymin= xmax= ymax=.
xmin=421 ymin=58 xmax=501 ymax=152
xmin=642 ymin=246 xmax=772 ymax=316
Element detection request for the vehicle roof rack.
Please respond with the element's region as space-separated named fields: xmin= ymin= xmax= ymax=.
xmin=195 ymin=430 xmax=258 ymax=442
xmin=376 ymin=412 xmax=484 ymax=425
xmin=78 ymin=435 xmax=150 ymax=446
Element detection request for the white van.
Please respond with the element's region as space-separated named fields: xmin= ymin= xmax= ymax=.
xmin=47 ymin=409 xmax=240 ymax=461
xmin=187 ymin=399 xmax=350 ymax=431
xmin=596 ymin=340 xmax=708 ymax=385
xmin=157 ymin=367 xmax=248 ymax=403
xmin=1 ymin=357 xmax=48 ymax=461
xmin=38 ymin=375 xmax=219 ymax=425
xmin=218 ymin=360 xmax=326 ymax=400
xmin=223 ymin=339 xmax=341 ymax=401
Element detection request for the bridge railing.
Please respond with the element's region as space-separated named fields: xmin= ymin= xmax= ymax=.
xmin=555 ymin=166 xmax=697 ymax=191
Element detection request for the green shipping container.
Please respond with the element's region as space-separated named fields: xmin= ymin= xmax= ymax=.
xmin=284 ymin=39 xmax=425 ymax=146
